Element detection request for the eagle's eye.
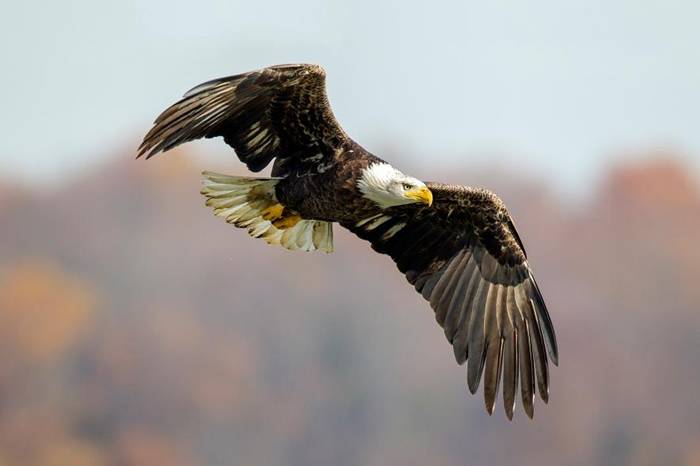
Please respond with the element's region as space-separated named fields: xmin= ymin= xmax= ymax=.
xmin=402 ymin=183 xmax=413 ymax=191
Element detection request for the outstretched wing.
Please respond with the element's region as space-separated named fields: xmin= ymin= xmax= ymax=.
xmin=343 ymin=183 xmax=558 ymax=419
xmin=138 ymin=64 xmax=348 ymax=175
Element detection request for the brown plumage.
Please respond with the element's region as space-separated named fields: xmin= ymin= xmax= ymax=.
xmin=342 ymin=185 xmax=557 ymax=418
xmin=138 ymin=64 xmax=559 ymax=418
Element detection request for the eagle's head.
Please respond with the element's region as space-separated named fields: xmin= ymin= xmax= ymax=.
xmin=358 ymin=163 xmax=433 ymax=209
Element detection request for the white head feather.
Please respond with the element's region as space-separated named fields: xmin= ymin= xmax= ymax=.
xmin=357 ymin=163 xmax=431 ymax=209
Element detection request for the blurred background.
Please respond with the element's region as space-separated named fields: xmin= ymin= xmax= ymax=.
xmin=1 ymin=1 xmax=700 ymax=465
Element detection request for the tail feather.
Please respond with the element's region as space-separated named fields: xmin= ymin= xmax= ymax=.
xmin=201 ymin=171 xmax=333 ymax=253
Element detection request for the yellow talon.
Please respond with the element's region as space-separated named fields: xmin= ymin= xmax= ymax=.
xmin=273 ymin=214 xmax=302 ymax=229
xmin=261 ymin=203 xmax=285 ymax=221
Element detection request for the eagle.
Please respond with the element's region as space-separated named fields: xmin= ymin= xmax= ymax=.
xmin=138 ymin=64 xmax=558 ymax=419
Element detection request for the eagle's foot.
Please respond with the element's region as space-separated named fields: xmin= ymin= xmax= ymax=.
xmin=261 ymin=203 xmax=285 ymax=221
xmin=273 ymin=213 xmax=302 ymax=229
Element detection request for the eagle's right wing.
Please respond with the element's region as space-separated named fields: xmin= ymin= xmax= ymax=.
xmin=343 ymin=183 xmax=558 ymax=419
xmin=138 ymin=64 xmax=348 ymax=175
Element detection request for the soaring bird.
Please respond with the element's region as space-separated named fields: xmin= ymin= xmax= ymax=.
xmin=138 ymin=64 xmax=558 ymax=419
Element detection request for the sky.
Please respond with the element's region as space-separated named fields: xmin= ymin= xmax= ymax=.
xmin=1 ymin=0 xmax=699 ymax=197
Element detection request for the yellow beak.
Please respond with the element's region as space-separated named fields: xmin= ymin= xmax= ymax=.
xmin=405 ymin=186 xmax=433 ymax=206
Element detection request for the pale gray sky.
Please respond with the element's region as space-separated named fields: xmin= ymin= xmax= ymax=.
xmin=1 ymin=0 xmax=699 ymax=196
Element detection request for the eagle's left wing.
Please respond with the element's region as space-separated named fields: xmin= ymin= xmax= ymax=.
xmin=343 ymin=183 xmax=558 ymax=419
xmin=137 ymin=64 xmax=348 ymax=175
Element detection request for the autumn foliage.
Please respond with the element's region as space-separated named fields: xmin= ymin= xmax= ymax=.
xmin=0 ymin=149 xmax=699 ymax=466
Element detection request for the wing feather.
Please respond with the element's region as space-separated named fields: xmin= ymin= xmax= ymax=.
xmin=466 ymin=279 xmax=490 ymax=394
xmin=519 ymin=319 xmax=536 ymax=419
xmin=483 ymin=336 xmax=504 ymax=415
xmin=343 ymin=183 xmax=558 ymax=418
xmin=442 ymin=255 xmax=476 ymax=341
xmin=138 ymin=64 xmax=348 ymax=175
xmin=451 ymin=261 xmax=482 ymax=363
xmin=502 ymin=326 xmax=518 ymax=419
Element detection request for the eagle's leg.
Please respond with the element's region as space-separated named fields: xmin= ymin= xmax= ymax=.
xmin=272 ymin=211 xmax=302 ymax=229
xmin=261 ymin=203 xmax=285 ymax=221
xmin=261 ymin=203 xmax=302 ymax=229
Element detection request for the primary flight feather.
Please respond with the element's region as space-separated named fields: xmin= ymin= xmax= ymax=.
xmin=138 ymin=64 xmax=558 ymax=419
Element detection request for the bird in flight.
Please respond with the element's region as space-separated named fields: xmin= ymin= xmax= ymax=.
xmin=138 ymin=64 xmax=558 ymax=419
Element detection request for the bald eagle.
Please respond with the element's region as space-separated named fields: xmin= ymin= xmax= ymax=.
xmin=138 ymin=64 xmax=558 ymax=419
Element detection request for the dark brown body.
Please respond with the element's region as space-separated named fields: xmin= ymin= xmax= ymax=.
xmin=273 ymin=140 xmax=385 ymax=223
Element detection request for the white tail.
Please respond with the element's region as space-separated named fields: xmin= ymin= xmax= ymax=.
xmin=201 ymin=171 xmax=333 ymax=252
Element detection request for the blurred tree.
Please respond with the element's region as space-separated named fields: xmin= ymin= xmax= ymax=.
xmin=0 ymin=260 xmax=96 ymax=367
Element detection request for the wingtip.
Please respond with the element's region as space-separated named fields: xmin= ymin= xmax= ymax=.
xmin=484 ymin=387 xmax=498 ymax=416
xmin=135 ymin=144 xmax=146 ymax=159
xmin=550 ymin=351 xmax=559 ymax=367
xmin=135 ymin=142 xmax=159 ymax=160
xmin=467 ymin=377 xmax=479 ymax=395
xmin=539 ymin=383 xmax=550 ymax=403
xmin=201 ymin=170 xmax=224 ymax=180
xmin=505 ymin=405 xmax=515 ymax=421
xmin=467 ymin=348 xmax=486 ymax=395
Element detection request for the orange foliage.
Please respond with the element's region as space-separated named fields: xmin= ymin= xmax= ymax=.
xmin=0 ymin=260 xmax=96 ymax=365
xmin=604 ymin=157 xmax=700 ymax=212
